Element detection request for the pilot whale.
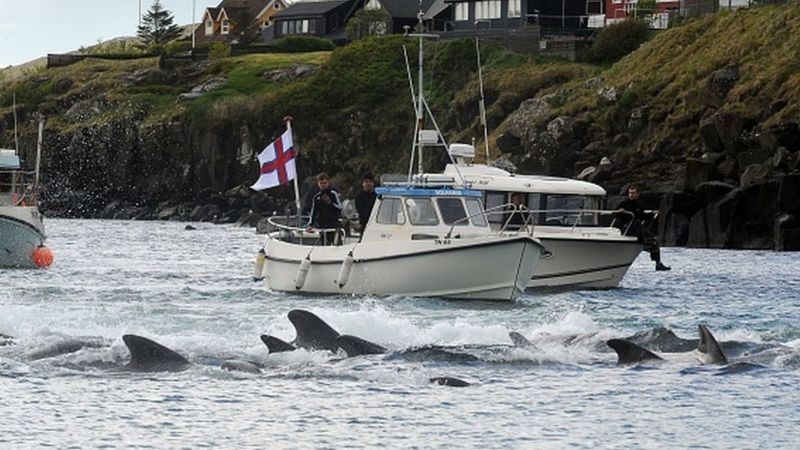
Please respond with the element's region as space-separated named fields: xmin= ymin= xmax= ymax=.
xmin=607 ymin=324 xmax=729 ymax=366
xmin=122 ymin=334 xmax=192 ymax=372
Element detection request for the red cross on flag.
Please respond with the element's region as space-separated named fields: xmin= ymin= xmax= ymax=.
xmin=251 ymin=128 xmax=296 ymax=191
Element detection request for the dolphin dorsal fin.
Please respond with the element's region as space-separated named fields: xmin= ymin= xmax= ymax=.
xmin=287 ymin=309 xmax=340 ymax=352
xmin=509 ymin=331 xmax=533 ymax=347
xmin=697 ymin=324 xmax=727 ymax=364
xmin=607 ymin=339 xmax=664 ymax=365
xmin=260 ymin=335 xmax=296 ymax=353
xmin=122 ymin=334 xmax=191 ymax=372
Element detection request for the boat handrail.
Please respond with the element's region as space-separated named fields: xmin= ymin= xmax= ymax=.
xmin=265 ymin=215 xmax=346 ymax=246
xmin=445 ymin=205 xmax=637 ymax=237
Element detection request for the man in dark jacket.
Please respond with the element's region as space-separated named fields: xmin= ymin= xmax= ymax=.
xmin=616 ymin=185 xmax=670 ymax=271
xmin=355 ymin=172 xmax=377 ymax=234
xmin=307 ymin=172 xmax=342 ymax=245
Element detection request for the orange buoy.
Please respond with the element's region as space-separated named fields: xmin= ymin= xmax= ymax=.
xmin=32 ymin=245 xmax=54 ymax=268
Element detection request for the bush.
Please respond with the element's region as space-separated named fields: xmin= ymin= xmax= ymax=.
xmin=586 ymin=19 xmax=650 ymax=63
xmin=209 ymin=42 xmax=231 ymax=61
xmin=273 ymin=35 xmax=335 ymax=53
xmin=163 ymin=40 xmax=193 ymax=55
xmin=345 ymin=8 xmax=392 ymax=41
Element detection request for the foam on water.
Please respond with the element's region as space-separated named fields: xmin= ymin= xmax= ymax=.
xmin=2 ymin=219 xmax=800 ymax=448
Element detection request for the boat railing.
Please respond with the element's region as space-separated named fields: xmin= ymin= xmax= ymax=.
xmin=0 ymin=169 xmax=38 ymax=206
xmin=445 ymin=205 xmax=637 ymax=237
xmin=265 ymin=215 xmax=347 ymax=246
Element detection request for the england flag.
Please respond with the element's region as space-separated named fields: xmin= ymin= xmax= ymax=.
xmin=251 ymin=129 xmax=296 ymax=191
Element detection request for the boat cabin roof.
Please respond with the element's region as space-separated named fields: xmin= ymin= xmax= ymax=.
xmin=0 ymin=149 xmax=21 ymax=170
xmin=375 ymin=186 xmax=482 ymax=198
xmin=443 ymin=163 xmax=607 ymax=196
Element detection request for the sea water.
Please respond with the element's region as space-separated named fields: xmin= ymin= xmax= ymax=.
xmin=1 ymin=219 xmax=799 ymax=449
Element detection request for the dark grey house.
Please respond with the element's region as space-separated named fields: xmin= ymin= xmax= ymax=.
xmin=363 ymin=0 xmax=453 ymax=33
xmin=269 ymin=0 xmax=362 ymax=42
xmin=444 ymin=0 xmax=589 ymax=30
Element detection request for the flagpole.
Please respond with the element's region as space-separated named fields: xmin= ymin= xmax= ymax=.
xmin=284 ymin=116 xmax=302 ymax=217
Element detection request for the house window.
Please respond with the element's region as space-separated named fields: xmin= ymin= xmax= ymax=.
xmin=275 ymin=3 xmax=281 ymax=8
xmin=475 ymin=1 xmax=501 ymax=20
xmin=205 ymin=20 xmax=213 ymax=35
xmin=508 ymin=0 xmax=521 ymax=18
xmin=221 ymin=19 xmax=230 ymax=34
xmin=282 ymin=19 xmax=314 ymax=35
xmin=365 ymin=0 xmax=381 ymax=10
xmin=455 ymin=2 xmax=468 ymax=21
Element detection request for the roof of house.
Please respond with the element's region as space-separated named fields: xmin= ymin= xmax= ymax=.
xmin=203 ymin=7 xmax=221 ymax=19
xmin=273 ymin=0 xmax=353 ymax=18
xmin=377 ymin=0 xmax=437 ymax=18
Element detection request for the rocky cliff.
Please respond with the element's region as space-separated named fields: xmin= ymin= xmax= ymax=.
xmin=1 ymin=4 xmax=798 ymax=249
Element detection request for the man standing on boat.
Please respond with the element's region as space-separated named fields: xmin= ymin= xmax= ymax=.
xmin=616 ymin=185 xmax=671 ymax=271
xmin=355 ymin=172 xmax=377 ymax=234
xmin=307 ymin=172 xmax=342 ymax=245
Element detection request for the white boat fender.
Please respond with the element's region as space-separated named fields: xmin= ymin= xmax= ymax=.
xmin=337 ymin=250 xmax=355 ymax=289
xmin=253 ymin=248 xmax=266 ymax=281
xmin=295 ymin=253 xmax=313 ymax=290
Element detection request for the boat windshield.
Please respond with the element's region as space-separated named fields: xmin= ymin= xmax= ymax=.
xmin=405 ymin=198 xmax=439 ymax=225
xmin=376 ymin=197 xmax=406 ymax=224
xmin=437 ymin=198 xmax=468 ymax=226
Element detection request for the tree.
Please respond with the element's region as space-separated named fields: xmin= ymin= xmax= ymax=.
xmin=137 ymin=0 xmax=182 ymax=46
xmin=345 ymin=8 xmax=392 ymax=41
xmin=230 ymin=11 xmax=262 ymax=47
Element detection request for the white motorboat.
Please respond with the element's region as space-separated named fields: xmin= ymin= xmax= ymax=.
xmin=0 ymin=148 xmax=49 ymax=268
xmin=258 ymin=185 xmax=545 ymax=301
xmin=441 ymin=150 xmax=641 ymax=289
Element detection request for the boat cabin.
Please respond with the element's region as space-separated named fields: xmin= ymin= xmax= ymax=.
xmin=441 ymin=163 xmax=609 ymax=229
xmin=361 ymin=186 xmax=491 ymax=242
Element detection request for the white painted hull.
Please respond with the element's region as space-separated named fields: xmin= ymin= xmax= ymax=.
xmin=263 ymin=236 xmax=543 ymax=301
xmin=531 ymin=232 xmax=642 ymax=289
xmin=0 ymin=206 xmax=46 ymax=268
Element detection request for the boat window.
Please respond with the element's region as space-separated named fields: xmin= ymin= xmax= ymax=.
xmin=376 ymin=197 xmax=406 ymax=225
xmin=465 ymin=198 xmax=487 ymax=227
xmin=405 ymin=198 xmax=439 ymax=225
xmin=484 ymin=192 xmax=505 ymax=224
xmin=436 ymin=198 xmax=468 ymax=226
xmin=543 ymin=195 xmax=597 ymax=226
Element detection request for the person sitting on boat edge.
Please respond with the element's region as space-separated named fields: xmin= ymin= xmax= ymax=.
xmin=355 ymin=172 xmax=377 ymax=235
xmin=615 ymin=184 xmax=671 ymax=271
xmin=505 ymin=192 xmax=529 ymax=230
xmin=306 ymin=172 xmax=343 ymax=245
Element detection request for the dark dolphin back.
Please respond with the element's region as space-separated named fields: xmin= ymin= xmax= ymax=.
xmin=697 ymin=324 xmax=728 ymax=364
xmin=287 ymin=309 xmax=340 ymax=352
xmin=430 ymin=377 xmax=471 ymax=387
xmin=607 ymin=339 xmax=664 ymax=365
xmin=335 ymin=334 xmax=386 ymax=357
xmin=122 ymin=334 xmax=191 ymax=372
xmin=625 ymin=326 xmax=698 ymax=353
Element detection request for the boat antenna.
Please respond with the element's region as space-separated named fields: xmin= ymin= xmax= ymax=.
xmin=13 ymin=93 xmax=19 ymax=155
xmin=402 ymin=37 xmax=418 ymax=183
xmin=35 ymin=116 xmax=43 ymax=189
xmin=403 ymin=4 xmax=465 ymax=185
xmin=474 ymin=31 xmax=490 ymax=163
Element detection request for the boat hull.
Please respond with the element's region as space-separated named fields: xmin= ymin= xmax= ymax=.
xmin=264 ymin=236 xmax=543 ymax=301
xmin=0 ymin=206 xmax=46 ymax=268
xmin=530 ymin=235 xmax=642 ymax=289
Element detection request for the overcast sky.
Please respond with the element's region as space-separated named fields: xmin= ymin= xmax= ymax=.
xmin=0 ymin=0 xmax=214 ymax=67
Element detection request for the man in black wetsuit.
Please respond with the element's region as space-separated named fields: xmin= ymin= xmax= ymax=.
xmin=616 ymin=185 xmax=670 ymax=271
xmin=307 ymin=172 xmax=342 ymax=245
xmin=355 ymin=172 xmax=377 ymax=234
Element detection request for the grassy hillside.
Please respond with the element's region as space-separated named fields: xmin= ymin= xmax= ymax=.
xmin=1 ymin=3 xmax=798 ymax=206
